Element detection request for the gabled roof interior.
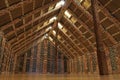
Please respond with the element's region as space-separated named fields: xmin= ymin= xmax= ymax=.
xmin=0 ymin=0 xmax=120 ymax=58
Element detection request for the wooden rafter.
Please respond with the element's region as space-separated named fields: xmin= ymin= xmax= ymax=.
xmin=60 ymin=21 xmax=90 ymax=53
xmin=49 ymin=40 xmax=71 ymax=59
xmin=0 ymin=0 xmax=33 ymax=16
xmin=98 ymin=1 xmax=120 ymax=30
xmin=58 ymin=29 xmax=84 ymax=55
xmin=4 ymin=0 xmax=18 ymax=38
xmin=0 ymin=0 xmax=60 ymax=31
xmin=50 ymin=34 xmax=75 ymax=58
xmin=9 ymin=14 xmax=58 ymax=47
xmin=91 ymin=0 xmax=108 ymax=75
xmin=72 ymin=0 xmax=117 ymax=45
xmin=63 ymin=16 xmax=95 ymax=52
xmin=12 ymin=22 xmax=53 ymax=52
xmin=6 ymin=7 xmax=61 ymax=50
xmin=48 ymin=0 xmax=72 ymax=35
xmin=13 ymin=30 xmax=49 ymax=54
xmin=4 ymin=7 xmax=61 ymax=37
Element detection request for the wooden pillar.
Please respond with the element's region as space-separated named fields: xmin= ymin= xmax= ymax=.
xmin=6 ymin=54 xmax=10 ymax=73
xmin=91 ymin=52 xmax=99 ymax=74
xmin=91 ymin=0 xmax=108 ymax=75
xmin=69 ymin=59 xmax=71 ymax=73
xmin=7 ymin=54 xmax=11 ymax=72
xmin=86 ymin=54 xmax=90 ymax=74
xmin=70 ymin=59 xmax=73 ymax=73
xmin=70 ymin=59 xmax=72 ymax=73
xmin=66 ymin=59 xmax=69 ymax=73
xmin=55 ymin=21 xmax=58 ymax=74
xmin=36 ymin=43 xmax=41 ymax=73
xmin=62 ymin=54 xmax=64 ymax=73
xmin=16 ymin=56 xmax=21 ymax=73
xmin=30 ymin=47 xmax=34 ymax=72
xmin=5 ymin=53 xmax=10 ymax=72
xmin=49 ymin=42 xmax=52 ymax=73
xmin=116 ymin=45 xmax=120 ymax=73
xmin=43 ymin=40 xmax=48 ymax=73
xmin=78 ymin=56 xmax=82 ymax=74
xmin=0 ymin=32 xmax=5 ymax=73
xmin=83 ymin=55 xmax=86 ymax=74
xmin=81 ymin=55 xmax=84 ymax=74
xmin=68 ymin=60 xmax=71 ymax=73
xmin=89 ymin=54 xmax=93 ymax=74
xmin=13 ymin=55 xmax=17 ymax=73
xmin=1 ymin=55 xmax=6 ymax=73
xmin=74 ymin=59 xmax=77 ymax=73
xmin=23 ymin=53 xmax=27 ymax=73
xmin=77 ymin=57 xmax=80 ymax=74
xmin=104 ymin=45 xmax=112 ymax=74
xmin=72 ymin=59 xmax=74 ymax=73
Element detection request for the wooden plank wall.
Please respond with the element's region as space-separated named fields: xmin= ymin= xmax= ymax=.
xmin=0 ymin=38 xmax=120 ymax=75
xmin=15 ymin=39 xmax=68 ymax=74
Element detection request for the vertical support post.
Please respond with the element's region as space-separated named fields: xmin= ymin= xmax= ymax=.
xmin=61 ymin=54 xmax=64 ymax=73
xmin=49 ymin=42 xmax=52 ymax=73
xmin=0 ymin=32 xmax=5 ymax=73
xmin=7 ymin=55 xmax=10 ymax=73
xmin=55 ymin=21 xmax=58 ymax=74
xmin=74 ymin=59 xmax=77 ymax=73
xmin=1 ymin=55 xmax=6 ymax=73
xmin=67 ymin=59 xmax=69 ymax=73
xmin=81 ymin=55 xmax=84 ymax=74
xmin=89 ymin=54 xmax=93 ymax=74
xmin=13 ymin=54 xmax=17 ymax=73
xmin=43 ymin=40 xmax=48 ymax=73
xmin=5 ymin=54 xmax=9 ymax=73
xmin=91 ymin=0 xmax=108 ymax=75
xmin=36 ymin=43 xmax=41 ymax=73
xmin=23 ymin=53 xmax=27 ymax=73
xmin=71 ymin=59 xmax=74 ymax=73
xmin=103 ymin=44 xmax=112 ymax=74
xmin=30 ymin=47 xmax=34 ymax=72
xmin=79 ymin=56 xmax=81 ymax=74
xmin=70 ymin=59 xmax=72 ymax=73
xmin=83 ymin=55 xmax=86 ymax=74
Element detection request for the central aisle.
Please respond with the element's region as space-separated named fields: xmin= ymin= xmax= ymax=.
xmin=0 ymin=74 xmax=119 ymax=80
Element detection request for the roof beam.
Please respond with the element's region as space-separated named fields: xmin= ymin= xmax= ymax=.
xmin=60 ymin=21 xmax=90 ymax=53
xmin=5 ymin=0 xmax=18 ymax=39
xmin=49 ymin=40 xmax=71 ymax=59
xmin=13 ymin=30 xmax=49 ymax=54
xmin=12 ymin=22 xmax=53 ymax=50
xmin=68 ymin=9 xmax=94 ymax=36
xmin=0 ymin=0 xmax=60 ymax=31
xmin=8 ymin=14 xmax=57 ymax=46
xmin=9 ymin=16 xmax=55 ymax=47
xmin=0 ymin=0 xmax=60 ymax=16
xmin=57 ymin=0 xmax=72 ymax=21
xmin=63 ymin=10 xmax=95 ymax=52
xmin=58 ymin=29 xmax=84 ymax=55
xmin=48 ymin=0 xmax=72 ymax=35
xmin=98 ymin=1 xmax=120 ymax=30
xmin=0 ymin=0 xmax=33 ymax=16
xmin=63 ymin=16 xmax=95 ymax=51
xmin=5 ymin=7 xmax=61 ymax=37
xmin=72 ymin=0 xmax=117 ymax=45
xmin=50 ymin=34 xmax=75 ymax=58
xmin=91 ymin=0 xmax=108 ymax=75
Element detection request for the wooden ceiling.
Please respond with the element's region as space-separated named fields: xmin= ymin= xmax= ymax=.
xmin=0 ymin=0 xmax=120 ymax=58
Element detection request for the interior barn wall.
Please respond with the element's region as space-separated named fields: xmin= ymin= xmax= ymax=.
xmin=14 ymin=39 xmax=68 ymax=74
xmin=0 ymin=38 xmax=120 ymax=75
xmin=0 ymin=32 xmax=13 ymax=74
